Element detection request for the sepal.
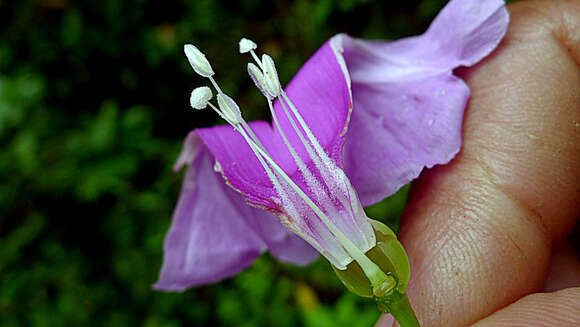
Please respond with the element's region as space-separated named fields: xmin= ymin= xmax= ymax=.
xmin=332 ymin=219 xmax=419 ymax=326
xmin=332 ymin=219 xmax=410 ymax=297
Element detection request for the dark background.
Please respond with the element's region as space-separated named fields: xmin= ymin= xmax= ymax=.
xmin=3 ymin=0 xmax=564 ymax=326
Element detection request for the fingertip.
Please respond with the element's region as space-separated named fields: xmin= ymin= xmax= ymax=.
xmin=471 ymin=287 xmax=580 ymax=327
xmin=397 ymin=0 xmax=580 ymax=325
xmin=376 ymin=313 xmax=395 ymax=327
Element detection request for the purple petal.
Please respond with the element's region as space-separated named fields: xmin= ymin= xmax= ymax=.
xmin=268 ymin=232 xmax=320 ymax=265
xmin=350 ymin=0 xmax=509 ymax=70
xmin=155 ymin=133 xmax=318 ymax=290
xmin=241 ymin=208 xmax=319 ymax=266
xmin=196 ymin=122 xmax=278 ymax=209
xmin=154 ymin=144 xmax=266 ymax=291
xmin=343 ymin=71 xmax=469 ymax=205
xmin=337 ymin=0 xmax=509 ymax=206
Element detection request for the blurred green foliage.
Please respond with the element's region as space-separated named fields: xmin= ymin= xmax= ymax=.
xmin=0 ymin=0 xmax=505 ymax=326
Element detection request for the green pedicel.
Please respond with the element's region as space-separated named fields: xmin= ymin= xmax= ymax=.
xmin=333 ymin=219 xmax=420 ymax=327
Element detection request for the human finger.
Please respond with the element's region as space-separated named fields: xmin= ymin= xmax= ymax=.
xmin=380 ymin=0 xmax=580 ymax=326
xmin=471 ymin=287 xmax=580 ymax=327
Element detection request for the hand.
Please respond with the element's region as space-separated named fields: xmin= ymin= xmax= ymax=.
xmin=378 ymin=0 xmax=580 ymax=326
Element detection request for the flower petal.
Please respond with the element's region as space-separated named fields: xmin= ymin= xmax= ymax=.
xmin=336 ymin=0 xmax=509 ymax=206
xmin=243 ymin=210 xmax=319 ymax=266
xmin=196 ymin=122 xmax=277 ymax=209
xmin=154 ymin=143 xmax=266 ymax=291
xmin=343 ymin=71 xmax=469 ymax=205
xmin=155 ymin=133 xmax=319 ymax=290
xmin=390 ymin=0 xmax=509 ymax=68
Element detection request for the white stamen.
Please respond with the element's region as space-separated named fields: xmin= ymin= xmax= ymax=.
xmin=247 ymin=58 xmax=329 ymax=209
xmin=245 ymin=54 xmax=355 ymax=244
xmin=202 ymin=69 xmax=264 ymax=149
xmin=239 ymin=38 xmax=257 ymax=54
xmin=238 ymin=126 xmax=386 ymax=285
xmin=184 ymin=44 xmax=214 ymax=77
xmin=281 ymin=90 xmax=328 ymax=165
xmin=267 ymin=100 xmax=330 ymax=208
xmin=208 ymin=76 xmax=223 ymax=94
xmin=248 ymin=57 xmax=328 ymax=209
xmin=250 ymin=50 xmax=262 ymax=70
xmin=250 ymin=51 xmax=366 ymax=253
xmin=235 ymin=125 xmax=298 ymax=224
xmin=247 ymin=63 xmax=271 ymax=100
xmin=189 ymin=86 xmax=213 ymax=110
xmin=216 ymin=93 xmax=242 ymax=125
xmin=278 ymin=90 xmax=355 ymax=225
xmin=280 ymin=89 xmax=354 ymax=208
xmin=207 ymin=102 xmax=235 ymax=126
xmin=182 ymin=40 xmax=386 ymax=293
xmin=261 ymin=54 xmax=281 ymax=98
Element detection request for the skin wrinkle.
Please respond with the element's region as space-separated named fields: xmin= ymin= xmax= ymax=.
xmin=460 ymin=1 xmax=580 ymax=241
xmin=472 ymin=288 xmax=580 ymax=326
xmin=406 ymin=198 xmax=466 ymax=281
xmin=445 ymin=223 xmax=480 ymax=309
xmin=536 ymin=0 xmax=580 ymax=69
xmin=397 ymin=160 xmax=552 ymax=327
xmin=457 ymin=172 xmax=548 ymax=291
xmin=443 ymin=161 xmax=548 ymax=266
xmin=471 ymin=159 xmax=553 ymax=316
xmin=464 ymin=69 xmax=579 ymax=241
xmin=404 ymin=165 xmax=553 ymax=327
xmin=556 ymin=22 xmax=580 ymax=69
xmin=466 ymin=155 xmax=552 ymax=252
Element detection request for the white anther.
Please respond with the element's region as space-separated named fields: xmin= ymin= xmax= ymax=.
xmin=239 ymin=38 xmax=257 ymax=54
xmin=189 ymin=86 xmax=213 ymax=110
xmin=261 ymin=54 xmax=281 ymax=98
xmin=184 ymin=44 xmax=214 ymax=77
xmin=247 ymin=63 xmax=272 ymax=99
xmin=216 ymin=93 xmax=242 ymax=124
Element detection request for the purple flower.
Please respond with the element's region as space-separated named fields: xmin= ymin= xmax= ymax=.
xmin=154 ymin=0 xmax=509 ymax=291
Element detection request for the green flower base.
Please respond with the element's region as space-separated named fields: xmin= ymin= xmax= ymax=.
xmin=375 ymin=290 xmax=420 ymax=327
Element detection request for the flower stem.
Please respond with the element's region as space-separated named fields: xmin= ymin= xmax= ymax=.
xmin=375 ymin=290 xmax=420 ymax=327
